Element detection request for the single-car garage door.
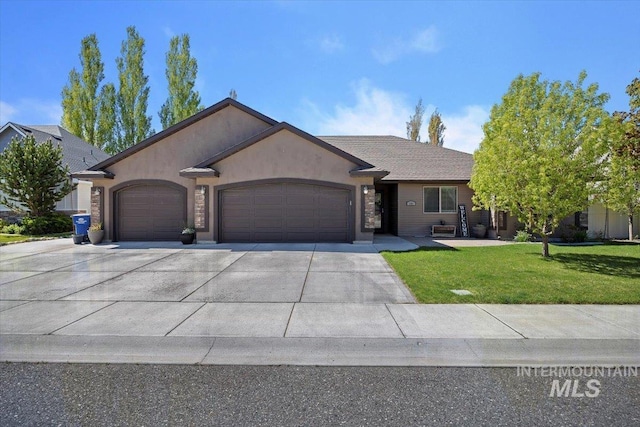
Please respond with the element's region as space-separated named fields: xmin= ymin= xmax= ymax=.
xmin=220 ymin=182 xmax=352 ymax=243
xmin=116 ymin=183 xmax=186 ymax=241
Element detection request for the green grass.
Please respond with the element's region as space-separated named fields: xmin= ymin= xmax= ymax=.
xmin=0 ymin=233 xmax=72 ymax=245
xmin=382 ymin=242 xmax=640 ymax=304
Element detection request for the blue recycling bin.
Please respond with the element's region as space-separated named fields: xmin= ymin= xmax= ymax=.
xmin=71 ymin=214 xmax=91 ymax=236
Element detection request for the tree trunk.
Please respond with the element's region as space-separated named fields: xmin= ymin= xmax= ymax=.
xmin=542 ymin=234 xmax=550 ymax=257
xmin=629 ymin=214 xmax=634 ymax=241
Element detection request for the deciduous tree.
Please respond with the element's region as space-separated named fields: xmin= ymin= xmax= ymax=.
xmin=0 ymin=135 xmax=73 ymax=217
xmin=406 ymin=98 xmax=424 ymax=142
xmin=427 ymin=108 xmax=445 ymax=146
xmin=159 ymin=34 xmax=203 ymax=129
xmin=61 ymin=34 xmax=113 ymax=147
xmin=470 ymin=71 xmax=610 ymax=257
xmin=599 ymin=73 xmax=640 ymax=240
xmin=107 ymin=26 xmax=152 ymax=154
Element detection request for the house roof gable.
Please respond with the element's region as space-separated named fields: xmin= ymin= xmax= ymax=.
xmin=1 ymin=122 xmax=110 ymax=172
xmin=89 ymin=98 xmax=279 ymax=171
xmin=195 ymin=122 xmax=375 ymax=170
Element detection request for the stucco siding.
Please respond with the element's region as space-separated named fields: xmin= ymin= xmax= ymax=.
xmin=93 ymin=106 xmax=274 ymax=241
xmin=207 ymin=130 xmax=373 ymax=242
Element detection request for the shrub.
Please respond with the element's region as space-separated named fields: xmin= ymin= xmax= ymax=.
xmin=0 ymin=218 xmax=7 ymax=229
xmin=1 ymin=223 xmax=25 ymax=234
xmin=573 ymin=229 xmax=588 ymax=243
xmin=514 ymin=230 xmax=531 ymax=242
xmin=21 ymin=214 xmax=73 ymax=235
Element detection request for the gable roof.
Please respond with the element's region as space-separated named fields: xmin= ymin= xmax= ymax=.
xmin=0 ymin=122 xmax=110 ymax=172
xmin=319 ymin=135 xmax=474 ymax=181
xmin=88 ymin=98 xmax=278 ymax=171
xmin=195 ymin=122 xmax=376 ymax=170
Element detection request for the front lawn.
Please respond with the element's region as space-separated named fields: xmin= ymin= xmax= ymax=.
xmin=382 ymin=243 xmax=640 ymax=304
xmin=0 ymin=233 xmax=72 ymax=245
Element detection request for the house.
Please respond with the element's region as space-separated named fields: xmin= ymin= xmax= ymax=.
xmin=74 ymin=98 xmax=505 ymax=243
xmin=588 ymin=203 xmax=639 ymax=239
xmin=0 ymin=123 xmax=110 ymax=220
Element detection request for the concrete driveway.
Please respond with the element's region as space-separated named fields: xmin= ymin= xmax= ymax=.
xmin=1 ymin=239 xmax=639 ymax=366
xmin=0 ymin=239 xmax=417 ymax=339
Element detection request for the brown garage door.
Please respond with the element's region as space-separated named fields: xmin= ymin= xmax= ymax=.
xmin=116 ymin=183 xmax=186 ymax=241
xmin=220 ymin=182 xmax=352 ymax=243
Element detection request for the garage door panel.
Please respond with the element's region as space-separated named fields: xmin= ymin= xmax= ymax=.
xmin=117 ymin=183 xmax=185 ymax=241
xmin=220 ymin=182 xmax=351 ymax=243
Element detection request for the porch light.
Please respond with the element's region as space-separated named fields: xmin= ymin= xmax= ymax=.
xmin=200 ymin=186 xmax=206 ymax=195
xmin=93 ymin=188 xmax=101 ymax=196
xmin=363 ymin=185 xmax=369 ymax=195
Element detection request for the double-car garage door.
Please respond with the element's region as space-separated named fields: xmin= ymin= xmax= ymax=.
xmin=220 ymin=182 xmax=352 ymax=243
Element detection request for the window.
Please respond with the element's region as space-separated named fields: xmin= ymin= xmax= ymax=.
xmin=423 ymin=186 xmax=458 ymax=213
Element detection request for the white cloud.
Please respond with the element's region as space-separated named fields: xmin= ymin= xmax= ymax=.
xmin=299 ymin=80 xmax=489 ymax=153
xmin=440 ymin=106 xmax=490 ymax=154
xmin=372 ymin=26 xmax=440 ymax=64
xmin=318 ymin=34 xmax=345 ymax=54
xmin=0 ymin=101 xmax=17 ymax=123
xmin=0 ymin=99 xmax=62 ymax=125
xmin=304 ymin=79 xmax=411 ymax=135
xmin=163 ymin=26 xmax=175 ymax=38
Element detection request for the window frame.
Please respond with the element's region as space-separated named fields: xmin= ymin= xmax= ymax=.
xmin=422 ymin=186 xmax=458 ymax=214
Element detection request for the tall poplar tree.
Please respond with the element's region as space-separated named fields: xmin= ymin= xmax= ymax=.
xmin=61 ymin=34 xmax=112 ymax=147
xmin=470 ymin=71 xmax=610 ymax=257
xmin=427 ymin=109 xmax=446 ymax=146
xmin=159 ymin=34 xmax=203 ymax=129
xmin=406 ymin=98 xmax=424 ymax=142
xmin=107 ymin=26 xmax=152 ymax=154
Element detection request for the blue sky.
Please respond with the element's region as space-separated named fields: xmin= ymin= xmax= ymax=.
xmin=0 ymin=0 xmax=638 ymax=153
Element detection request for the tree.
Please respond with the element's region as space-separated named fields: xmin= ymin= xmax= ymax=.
xmin=159 ymin=34 xmax=203 ymax=129
xmin=406 ymin=98 xmax=424 ymax=141
xmin=599 ymin=73 xmax=640 ymax=240
xmin=470 ymin=71 xmax=610 ymax=257
xmin=61 ymin=34 xmax=112 ymax=147
xmin=0 ymin=135 xmax=73 ymax=217
xmin=107 ymin=26 xmax=152 ymax=154
xmin=427 ymin=108 xmax=445 ymax=146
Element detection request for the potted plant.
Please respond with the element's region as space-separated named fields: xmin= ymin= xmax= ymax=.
xmin=472 ymin=223 xmax=486 ymax=238
xmin=180 ymin=225 xmax=196 ymax=244
xmin=87 ymin=222 xmax=104 ymax=245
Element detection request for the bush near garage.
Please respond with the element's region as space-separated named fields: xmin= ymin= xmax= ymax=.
xmin=21 ymin=214 xmax=73 ymax=235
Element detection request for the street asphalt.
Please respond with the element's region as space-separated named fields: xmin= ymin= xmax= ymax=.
xmin=0 ymin=237 xmax=638 ymax=366
xmin=1 ymin=363 xmax=638 ymax=426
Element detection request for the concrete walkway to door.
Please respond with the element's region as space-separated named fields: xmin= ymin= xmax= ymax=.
xmin=0 ymin=238 xmax=638 ymax=366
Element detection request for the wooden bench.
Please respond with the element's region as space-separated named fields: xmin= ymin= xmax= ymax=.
xmin=431 ymin=225 xmax=456 ymax=238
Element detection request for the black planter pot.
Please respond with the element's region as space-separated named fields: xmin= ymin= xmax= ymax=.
xmin=180 ymin=233 xmax=195 ymax=245
xmin=72 ymin=234 xmax=84 ymax=244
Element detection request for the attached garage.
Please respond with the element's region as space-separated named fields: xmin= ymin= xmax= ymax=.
xmin=219 ymin=181 xmax=353 ymax=243
xmin=115 ymin=182 xmax=186 ymax=241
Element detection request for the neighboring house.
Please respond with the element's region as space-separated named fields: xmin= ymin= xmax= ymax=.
xmin=588 ymin=202 xmax=639 ymax=239
xmin=0 ymin=123 xmax=110 ymax=219
xmin=73 ymin=98 xmax=504 ymax=243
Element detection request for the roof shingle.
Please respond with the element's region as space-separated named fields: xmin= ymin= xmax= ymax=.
xmin=319 ymin=135 xmax=474 ymax=181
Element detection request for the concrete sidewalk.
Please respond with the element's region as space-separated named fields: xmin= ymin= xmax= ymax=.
xmin=1 ymin=238 xmax=638 ymax=366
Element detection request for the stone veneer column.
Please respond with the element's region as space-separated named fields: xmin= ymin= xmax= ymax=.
xmin=364 ymin=187 xmax=376 ymax=230
xmin=90 ymin=187 xmax=104 ymax=225
xmin=195 ymin=185 xmax=207 ymax=230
